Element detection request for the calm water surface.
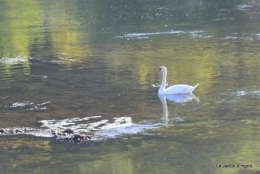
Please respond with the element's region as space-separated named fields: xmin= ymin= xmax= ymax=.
xmin=1 ymin=0 xmax=260 ymax=173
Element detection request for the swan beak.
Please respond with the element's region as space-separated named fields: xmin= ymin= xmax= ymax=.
xmin=156 ymin=68 xmax=161 ymax=72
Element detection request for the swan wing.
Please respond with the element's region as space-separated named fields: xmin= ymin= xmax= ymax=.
xmin=162 ymin=84 xmax=198 ymax=94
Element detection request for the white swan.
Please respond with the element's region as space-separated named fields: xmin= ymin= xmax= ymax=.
xmin=157 ymin=66 xmax=199 ymax=95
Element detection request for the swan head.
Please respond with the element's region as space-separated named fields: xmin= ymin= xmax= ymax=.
xmin=157 ymin=66 xmax=167 ymax=72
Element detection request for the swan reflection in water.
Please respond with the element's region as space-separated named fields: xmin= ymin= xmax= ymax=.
xmin=158 ymin=93 xmax=199 ymax=125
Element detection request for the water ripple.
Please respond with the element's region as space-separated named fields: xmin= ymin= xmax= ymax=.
xmin=237 ymin=4 xmax=253 ymax=10
xmin=9 ymin=101 xmax=33 ymax=108
xmin=30 ymin=75 xmax=48 ymax=78
xmin=114 ymin=30 xmax=204 ymax=39
xmin=7 ymin=101 xmax=51 ymax=110
xmin=232 ymin=90 xmax=260 ymax=96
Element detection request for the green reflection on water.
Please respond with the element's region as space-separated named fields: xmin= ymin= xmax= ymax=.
xmin=0 ymin=0 xmax=43 ymax=79
xmin=0 ymin=1 xmax=43 ymax=58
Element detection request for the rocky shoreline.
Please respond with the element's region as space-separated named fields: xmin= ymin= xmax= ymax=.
xmin=0 ymin=127 xmax=92 ymax=143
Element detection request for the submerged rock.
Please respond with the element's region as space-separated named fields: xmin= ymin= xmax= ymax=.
xmin=52 ymin=129 xmax=91 ymax=143
xmin=0 ymin=129 xmax=4 ymax=133
xmin=62 ymin=128 xmax=74 ymax=134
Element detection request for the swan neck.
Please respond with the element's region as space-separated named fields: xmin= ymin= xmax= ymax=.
xmin=160 ymin=70 xmax=167 ymax=92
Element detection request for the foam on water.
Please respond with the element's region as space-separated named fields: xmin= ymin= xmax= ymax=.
xmin=114 ymin=30 xmax=204 ymax=39
xmin=31 ymin=75 xmax=48 ymax=78
xmin=223 ymin=36 xmax=254 ymax=41
xmin=0 ymin=56 xmax=30 ymax=64
xmin=8 ymin=101 xmax=51 ymax=110
xmin=0 ymin=114 xmax=185 ymax=141
xmin=39 ymin=115 xmax=184 ymax=140
xmin=94 ymin=122 xmax=163 ymax=140
xmin=237 ymin=4 xmax=253 ymax=10
xmin=232 ymin=90 xmax=260 ymax=96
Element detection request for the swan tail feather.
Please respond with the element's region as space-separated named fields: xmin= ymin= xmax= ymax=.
xmin=191 ymin=83 xmax=199 ymax=92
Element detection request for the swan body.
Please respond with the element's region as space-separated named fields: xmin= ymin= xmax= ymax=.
xmin=157 ymin=66 xmax=199 ymax=95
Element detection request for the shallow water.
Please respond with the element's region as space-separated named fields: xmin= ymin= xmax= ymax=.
xmin=1 ymin=0 xmax=260 ymax=173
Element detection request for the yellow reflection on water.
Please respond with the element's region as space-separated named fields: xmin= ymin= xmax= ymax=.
xmin=104 ymin=37 xmax=216 ymax=94
xmin=48 ymin=8 xmax=94 ymax=65
xmin=3 ymin=0 xmax=43 ymax=57
xmin=0 ymin=0 xmax=94 ymax=75
xmin=0 ymin=0 xmax=43 ymax=78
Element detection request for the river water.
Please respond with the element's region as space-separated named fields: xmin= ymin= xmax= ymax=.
xmin=1 ymin=0 xmax=260 ymax=173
